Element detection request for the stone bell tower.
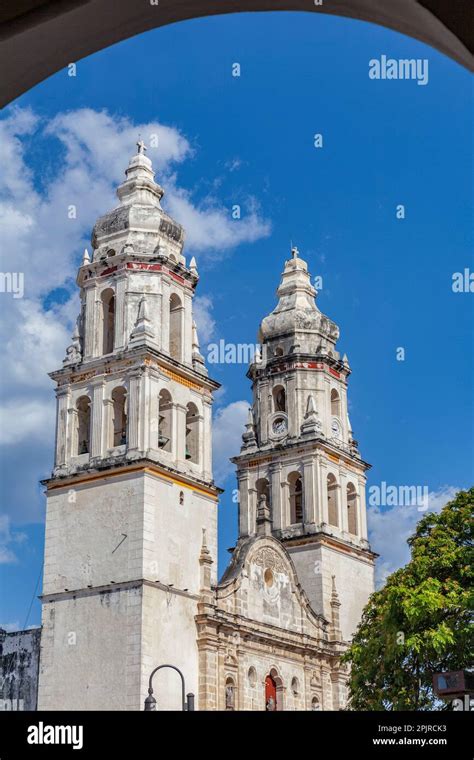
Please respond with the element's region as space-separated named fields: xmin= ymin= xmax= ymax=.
xmin=233 ymin=247 xmax=375 ymax=641
xmin=38 ymin=143 xmax=220 ymax=710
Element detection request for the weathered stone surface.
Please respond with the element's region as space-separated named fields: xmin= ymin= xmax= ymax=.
xmin=0 ymin=628 xmax=41 ymax=711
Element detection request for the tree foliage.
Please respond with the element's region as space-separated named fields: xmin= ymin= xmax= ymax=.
xmin=343 ymin=488 xmax=474 ymax=710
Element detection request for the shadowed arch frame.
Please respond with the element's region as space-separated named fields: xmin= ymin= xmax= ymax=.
xmin=0 ymin=1 xmax=471 ymax=108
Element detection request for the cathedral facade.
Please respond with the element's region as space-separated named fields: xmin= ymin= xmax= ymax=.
xmin=37 ymin=145 xmax=375 ymax=711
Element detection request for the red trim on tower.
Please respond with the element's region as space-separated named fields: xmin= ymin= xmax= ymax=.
xmin=126 ymin=262 xmax=186 ymax=285
xmin=100 ymin=265 xmax=118 ymax=276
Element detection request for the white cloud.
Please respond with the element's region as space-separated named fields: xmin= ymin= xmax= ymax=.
xmin=0 ymin=621 xmax=21 ymax=632
xmin=0 ymin=515 xmax=27 ymax=564
xmin=0 ymin=400 xmax=53 ymax=446
xmin=193 ymin=295 xmax=216 ymax=345
xmin=212 ymin=400 xmax=249 ymax=484
xmin=166 ymin=184 xmax=271 ymax=254
xmin=369 ymin=485 xmax=459 ymax=587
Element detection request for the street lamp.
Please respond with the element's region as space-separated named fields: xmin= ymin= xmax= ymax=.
xmin=144 ymin=664 xmax=195 ymax=711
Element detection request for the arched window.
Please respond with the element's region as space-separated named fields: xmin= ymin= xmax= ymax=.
xmin=311 ymin=696 xmax=320 ymax=711
xmin=256 ymin=478 xmax=271 ymax=508
xmin=111 ymin=387 xmax=127 ymax=447
xmin=76 ymin=395 xmax=91 ymax=455
xmin=169 ymin=293 xmax=183 ymax=361
xmin=248 ymin=667 xmax=257 ymax=688
xmin=185 ymin=402 xmax=199 ymax=463
xmin=330 ymin=388 xmax=341 ymax=417
xmin=327 ymin=473 xmax=338 ymax=527
xmin=291 ymin=677 xmax=300 ymax=697
xmin=347 ymin=482 xmax=358 ymax=535
xmin=158 ymin=389 xmax=173 ymax=452
xmin=100 ymin=288 xmax=115 ymax=355
xmin=274 ymin=346 xmax=284 ymax=357
xmin=289 ymin=471 xmax=303 ymax=524
xmin=273 ymin=384 xmax=286 ymax=412
xmin=225 ymin=677 xmax=236 ymax=711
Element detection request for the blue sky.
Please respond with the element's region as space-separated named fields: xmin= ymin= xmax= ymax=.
xmin=0 ymin=11 xmax=472 ymax=630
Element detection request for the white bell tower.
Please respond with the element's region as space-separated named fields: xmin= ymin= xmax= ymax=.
xmin=38 ymin=143 xmax=220 ymax=710
xmin=233 ymin=247 xmax=375 ymax=641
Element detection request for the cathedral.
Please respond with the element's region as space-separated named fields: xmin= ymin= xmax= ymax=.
xmin=35 ymin=144 xmax=375 ymax=711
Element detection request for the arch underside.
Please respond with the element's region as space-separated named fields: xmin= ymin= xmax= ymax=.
xmin=0 ymin=0 xmax=472 ymax=107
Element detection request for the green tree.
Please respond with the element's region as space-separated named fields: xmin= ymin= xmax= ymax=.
xmin=343 ymin=487 xmax=474 ymax=710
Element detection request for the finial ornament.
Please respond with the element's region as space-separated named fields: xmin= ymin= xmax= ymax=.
xmin=136 ymin=139 xmax=147 ymax=155
xmin=291 ymin=245 xmax=299 ymax=259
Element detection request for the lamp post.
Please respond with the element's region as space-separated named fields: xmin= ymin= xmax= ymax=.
xmin=144 ymin=664 xmax=195 ymax=711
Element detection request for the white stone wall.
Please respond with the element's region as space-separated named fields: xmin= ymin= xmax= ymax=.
xmin=38 ymin=585 xmax=144 ymax=711
xmin=39 ymin=466 xmax=217 ymax=710
xmin=288 ymin=541 xmax=374 ymax=641
xmin=140 ymin=585 xmax=201 ymax=710
xmin=142 ymin=471 xmax=218 ymax=591
xmin=42 ymin=473 xmax=145 ymax=595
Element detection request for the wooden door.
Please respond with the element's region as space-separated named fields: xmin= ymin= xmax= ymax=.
xmin=265 ymin=674 xmax=277 ymax=711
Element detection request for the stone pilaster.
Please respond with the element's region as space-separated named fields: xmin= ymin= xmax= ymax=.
xmin=54 ymin=386 xmax=70 ymax=468
xmin=127 ymin=370 xmax=142 ymax=455
xmin=90 ymin=379 xmax=105 ymax=459
xmin=83 ymin=282 xmax=97 ymax=359
xmin=269 ymin=462 xmax=282 ymax=531
xmin=114 ymin=275 xmax=127 ymax=350
xmin=237 ymin=470 xmax=250 ymax=536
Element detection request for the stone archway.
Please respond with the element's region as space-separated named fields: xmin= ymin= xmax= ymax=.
xmin=0 ymin=1 xmax=471 ymax=107
xmin=265 ymin=668 xmax=284 ymax=711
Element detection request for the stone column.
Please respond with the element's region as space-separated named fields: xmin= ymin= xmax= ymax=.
xmin=280 ymin=477 xmax=290 ymax=528
xmin=302 ymin=456 xmax=316 ymax=525
xmin=67 ymin=407 xmax=78 ymax=458
xmin=54 ymin=386 xmax=70 ymax=468
xmin=314 ymin=454 xmax=323 ymax=525
xmin=259 ymin=379 xmax=269 ymax=444
xmin=355 ymin=493 xmax=362 ymax=538
xmin=175 ymin=402 xmax=187 ymax=465
xmin=103 ymin=397 xmax=114 ymax=451
xmin=269 ymin=462 xmax=282 ymax=531
xmin=202 ymin=398 xmax=212 ymax=481
xmin=114 ymin=275 xmax=127 ymax=350
xmin=237 ymin=470 xmax=250 ymax=536
xmin=287 ymin=373 xmax=297 ymax=437
xmin=320 ymin=460 xmax=329 ymax=525
xmin=197 ymin=410 xmax=205 ymax=471
xmin=339 ymin=471 xmax=348 ymax=532
xmin=90 ymin=379 xmax=105 ymax=459
xmin=320 ymin=661 xmax=332 ymax=711
xmin=127 ymin=370 xmax=142 ymax=456
xmin=248 ymin=485 xmax=257 ymax=536
xmin=161 ymin=279 xmax=171 ymax=354
xmin=198 ymin=644 xmax=219 ymax=711
xmin=141 ymin=369 xmax=151 ymax=453
xmin=183 ymin=292 xmax=193 ymax=365
xmin=335 ymin=482 xmax=343 ymax=530
xmin=83 ymin=282 xmax=97 ymax=359
xmin=358 ymin=476 xmax=368 ymax=540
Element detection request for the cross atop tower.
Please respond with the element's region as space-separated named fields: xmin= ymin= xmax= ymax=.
xmin=291 ymin=245 xmax=299 ymax=259
xmin=136 ymin=138 xmax=147 ymax=155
